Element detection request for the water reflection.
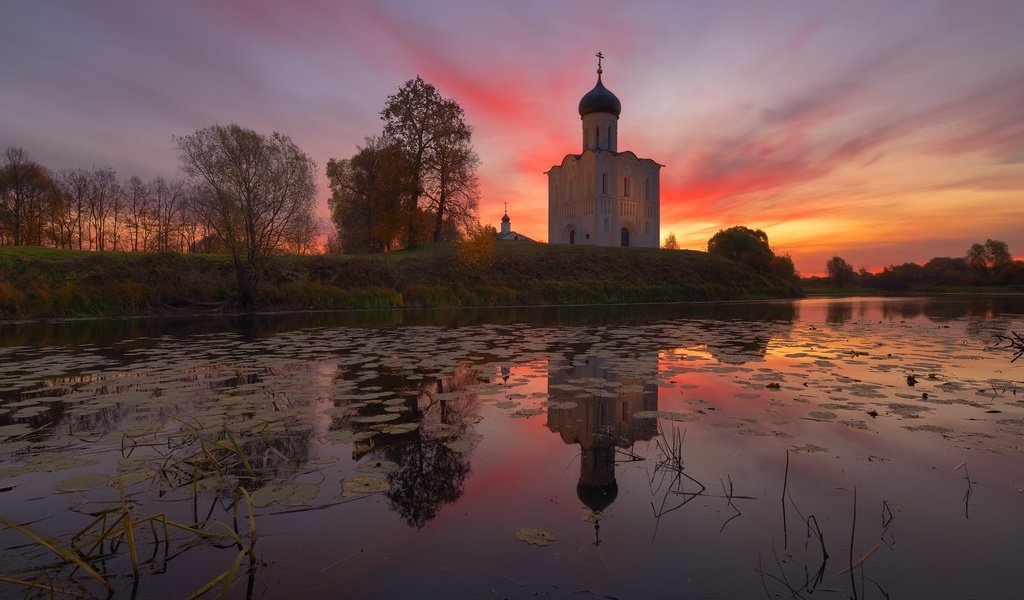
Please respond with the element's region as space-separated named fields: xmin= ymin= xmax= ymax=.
xmin=546 ymin=356 xmax=658 ymax=515
xmin=1 ymin=297 xmax=1023 ymax=599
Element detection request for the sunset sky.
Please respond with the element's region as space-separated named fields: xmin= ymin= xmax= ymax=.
xmin=2 ymin=0 xmax=1022 ymax=274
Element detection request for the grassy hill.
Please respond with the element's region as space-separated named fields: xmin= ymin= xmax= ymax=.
xmin=0 ymin=243 xmax=801 ymax=319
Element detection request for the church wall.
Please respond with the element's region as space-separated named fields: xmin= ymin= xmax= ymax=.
xmin=548 ymin=149 xmax=661 ymax=248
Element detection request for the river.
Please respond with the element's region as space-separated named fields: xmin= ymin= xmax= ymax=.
xmin=1 ymin=296 xmax=1022 ymax=598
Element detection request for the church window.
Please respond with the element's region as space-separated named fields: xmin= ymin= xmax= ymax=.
xmin=645 ymin=178 xmax=649 ymax=200
xmin=624 ymin=176 xmax=631 ymax=197
xmin=645 ymin=220 xmax=650 ymax=234
xmin=607 ymin=127 xmax=612 ymax=148
xmin=603 ymin=217 xmax=608 ymax=232
xmin=601 ymin=172 xmax=607 ymax=195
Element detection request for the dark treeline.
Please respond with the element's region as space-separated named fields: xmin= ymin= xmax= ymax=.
xmin=819 ymin=239 xmax=1024 ymax=290
xmin=0 ymin=146 xmax=319 ymax=256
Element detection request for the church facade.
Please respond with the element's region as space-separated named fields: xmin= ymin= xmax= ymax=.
xmin=547 ymin=58 xmax=662 ymax=247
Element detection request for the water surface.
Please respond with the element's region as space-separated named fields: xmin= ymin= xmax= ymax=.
xmin=1 ymin=297 xmax=1022 ymax=598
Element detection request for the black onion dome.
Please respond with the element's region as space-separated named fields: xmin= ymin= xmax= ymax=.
xmin=501 ymin=212 xmax=510 ymax=223
xmin=577 ymin=481 xmax=619 ymax=512
xmin=578 ymin=76 xmax=621 ymax=117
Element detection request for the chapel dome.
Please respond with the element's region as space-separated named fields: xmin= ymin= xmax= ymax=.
xmin=577 ymin=481 xmax=618 ymax=512
xmin=578 ymin=76 xmax=621 ymax=118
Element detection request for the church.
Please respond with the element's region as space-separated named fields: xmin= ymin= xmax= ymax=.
xmin=547 ymin=54 xmax=662 ymax=247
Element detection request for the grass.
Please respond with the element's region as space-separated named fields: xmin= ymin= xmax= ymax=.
xmin=0 ymin=415 xmax=270 ymax=598
xmin=0 ymin=243 xmax=802 ymax=319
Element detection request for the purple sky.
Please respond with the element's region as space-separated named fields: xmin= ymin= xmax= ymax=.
xmin=3 ymin=0 xmax=1023 ymax=273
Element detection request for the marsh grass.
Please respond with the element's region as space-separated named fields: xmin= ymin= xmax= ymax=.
xmin=1 ymin=418 xmax=266 ymax=598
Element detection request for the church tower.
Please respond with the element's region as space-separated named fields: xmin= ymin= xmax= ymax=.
xmin=547 ymin=53 xmax=662 ymax=248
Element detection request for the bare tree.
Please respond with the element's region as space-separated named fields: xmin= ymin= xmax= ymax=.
xmin=56 ymin=169 xmax=89 ymax=249
xmin=177 ymin=124 xmax=316 ymax=306
xmin=87 ymin=168 xmax=118 ymax=251
xmin=123 ymin=176 xmax=149 ymax=252
xmin=150 ymin=177 xmax=184 ymax=252
xmin=178 ymin=185 xmax=206 ymax=253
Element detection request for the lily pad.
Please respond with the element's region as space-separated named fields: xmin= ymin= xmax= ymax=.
xmin=511 ymin=408 xmax=543 ymax=418
xmin=250 ymin=483 xmax=320 ymax=507
xmin=516 ymin=527 xmax=556 ymax=546
xmin=118 ymin=470 xmax=155 ymax=487
xmin=372 ymin=422 xmax=419 ymax=435
xmin=356 ymin=460 xmax=400 ymax=474
xmin=325 ymin=430 xmax=377 ymax=443
xmin=342 ymin=476 xmax=390 ymax=497
xmin=351 ymin=413 xmax=401 ymax=424
xmin=57 ymin=473 xmax=109 ymax=493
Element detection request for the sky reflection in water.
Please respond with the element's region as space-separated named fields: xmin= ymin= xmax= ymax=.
xmin=1 ymin=297 xmax=1023 ymax=599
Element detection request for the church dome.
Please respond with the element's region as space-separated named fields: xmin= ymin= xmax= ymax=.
xmin=578 ymin=76 xmax=621 ymax=118
xmin=501 ymin=212 xmax=510 ymax=223
xmin=577 ymin=481 xmax=618 ymax=512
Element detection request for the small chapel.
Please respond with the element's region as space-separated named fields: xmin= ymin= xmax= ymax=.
xmin=547 ymin=53 xmax=662 ymax=247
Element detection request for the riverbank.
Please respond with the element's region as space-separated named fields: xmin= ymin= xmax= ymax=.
xmin=0 ymin=243 xmax=801 ymax=319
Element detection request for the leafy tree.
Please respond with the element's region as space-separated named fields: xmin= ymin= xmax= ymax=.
xmin=707 ymin=226 xmax=773 ymax=271
xmin=662 ymin=232 xmax=679 ymax=250
xmin=984 ymin=239 xmax=1012 ymax=270
xmin=923 ymin=256 xmax=968 ymax=283
xmin=771 ymin=253 xmax=799 ymax=282
xmin=826 ymin=255 xmax=855 ymax=287
xmin=176 ymin=124 xmax=316 ymax=307
xmin=966 ymin=242 xmax=988 ymax=271
xmin=381 ymin=76 xmax=477 ymax=245
xmin=0 ymin=147 xmax=55 ymax=246
xmin=875 ymin=262 xmax=924 ymax=291
xmin=327 ymin=136 xmax=412 ymax=254
xmin=423 ymin=134 xmax=480 ymax=242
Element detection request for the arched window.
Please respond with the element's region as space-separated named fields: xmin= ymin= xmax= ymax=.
xmin=595 ymin=128 xmax=600 ymax=149
xmin=601 ymin=172 xmax=607 ymax=195
xmin=624 ymin=176 xmax=631 ymax=197
xmin=644 ymin=178 xmax=649 ymax=200
xmin=607 ymin=127 xmax=612 ymax=148
xmin=620 ymin=227 xmax=630 ymax=247
xmin=570 ymin=230 xmax=576 ymax=244
xmin=603 ymin=217 xmax=608 ymax=232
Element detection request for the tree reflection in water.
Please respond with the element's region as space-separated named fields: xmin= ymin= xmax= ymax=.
xmin=359 ymin=367 xmax=479 ymax=528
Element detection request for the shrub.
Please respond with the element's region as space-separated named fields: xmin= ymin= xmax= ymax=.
xmin=457 ymin=225 xmax=497 ymax=268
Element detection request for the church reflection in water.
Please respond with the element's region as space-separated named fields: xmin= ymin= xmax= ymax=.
xmin=545 ymin=356 xmax=659 ymax=515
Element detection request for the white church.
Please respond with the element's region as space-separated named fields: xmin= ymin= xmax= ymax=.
xmin=546 ymin=54 xmax=662 ymax=247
